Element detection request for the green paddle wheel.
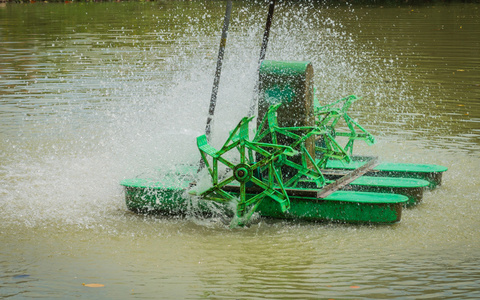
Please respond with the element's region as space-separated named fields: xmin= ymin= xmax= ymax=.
xmin=121 ymin=60 xmax=447 ymax=226
xmin=314 ymin=95 xmax=376 ymax=171
xmin=193 ymin=63 xmax=380 ymax=227
xmin=120 ymin=0 xmax=447 ymax=226
xmin=195 ymin=101 xmax=347 ymax=226
xmin=315 ymin=95 xmax=376 ymax=158
xmin=195 ymin=114 xmax=293 ymax=226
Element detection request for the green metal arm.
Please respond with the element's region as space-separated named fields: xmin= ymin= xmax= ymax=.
xmin=315 ymin=95 xmax=376 ymax=157
xmin=254 ymin=104 xmax=326 ymax=188
xmin=196 ymin=116 xmax=292 ymax=227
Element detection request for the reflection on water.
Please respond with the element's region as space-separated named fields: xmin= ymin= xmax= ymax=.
xmin=1 ymin=1 xmax=479 ymax=299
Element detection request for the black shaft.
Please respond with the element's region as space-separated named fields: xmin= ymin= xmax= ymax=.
xmin=259 ymin=0 xmax=276 ymax=62
xmin=205 ymin=0 xmax=233 ymax=139
xmin=248 ymin=0 xmax=276 ymax=117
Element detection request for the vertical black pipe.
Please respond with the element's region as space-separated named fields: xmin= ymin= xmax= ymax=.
xmin=204 ymin=0 xmax=233 ymax=139
xmin=248 ymin=0 xmax=276 ymax=117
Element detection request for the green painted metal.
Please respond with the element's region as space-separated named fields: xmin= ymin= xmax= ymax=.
xmin=192 ymin=88 xmax=420 ymax=225
xmin=258 ymin=190 xmax=406 ymax=224
xmin=194 ymin=115 xmax=294 ymax=226
xmin=346 ymin=176 xmax=430 ymax=207
xmin=192 ymin=99 xmax=420 ymax=226
xmin=257 ymin=61 xmax=316 ymax=161
xmin=194 ymin=101 xmax=349 ymax=226
xmin=121 ymin=178 xmax=190 ymax=214
xmin=254 ymin=103 xmax=326 ymax=188
xmin=350 ymin=176 xmax=430 ymax=188
xmin=120 ymin=58 xmax=447 ymax=226
xmin=326 ymin=157 xmax=448 ymax=188
xmin=315 ymin=95 xmax=376 ymax=153
xmin=259 ymin=60 xmax=312 ymax=77
xmin=120 ymin=178 xmax=408 ymax=224
xmin=375 ymin=162 xmax=448 ymax=173
xmin=314 ymin=95 xmax=376 ymax=168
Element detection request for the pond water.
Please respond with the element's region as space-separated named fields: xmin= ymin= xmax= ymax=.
xmin=1 ymin=1 xmax=479 ymax=299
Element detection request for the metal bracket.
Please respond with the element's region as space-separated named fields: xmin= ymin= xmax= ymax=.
xmin=317 ymin=157 xmax=379 ymax=198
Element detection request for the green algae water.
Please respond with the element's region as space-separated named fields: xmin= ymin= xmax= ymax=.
xmin=1 ymin=1 xmax=479 ymax=299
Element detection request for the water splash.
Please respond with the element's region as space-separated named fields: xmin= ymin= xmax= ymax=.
xmin=0 ymin=2 xmax=478 ymax=232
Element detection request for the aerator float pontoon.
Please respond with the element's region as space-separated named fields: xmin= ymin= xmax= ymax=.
xmin=120 ymin=1 xmax=447 ymax=227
